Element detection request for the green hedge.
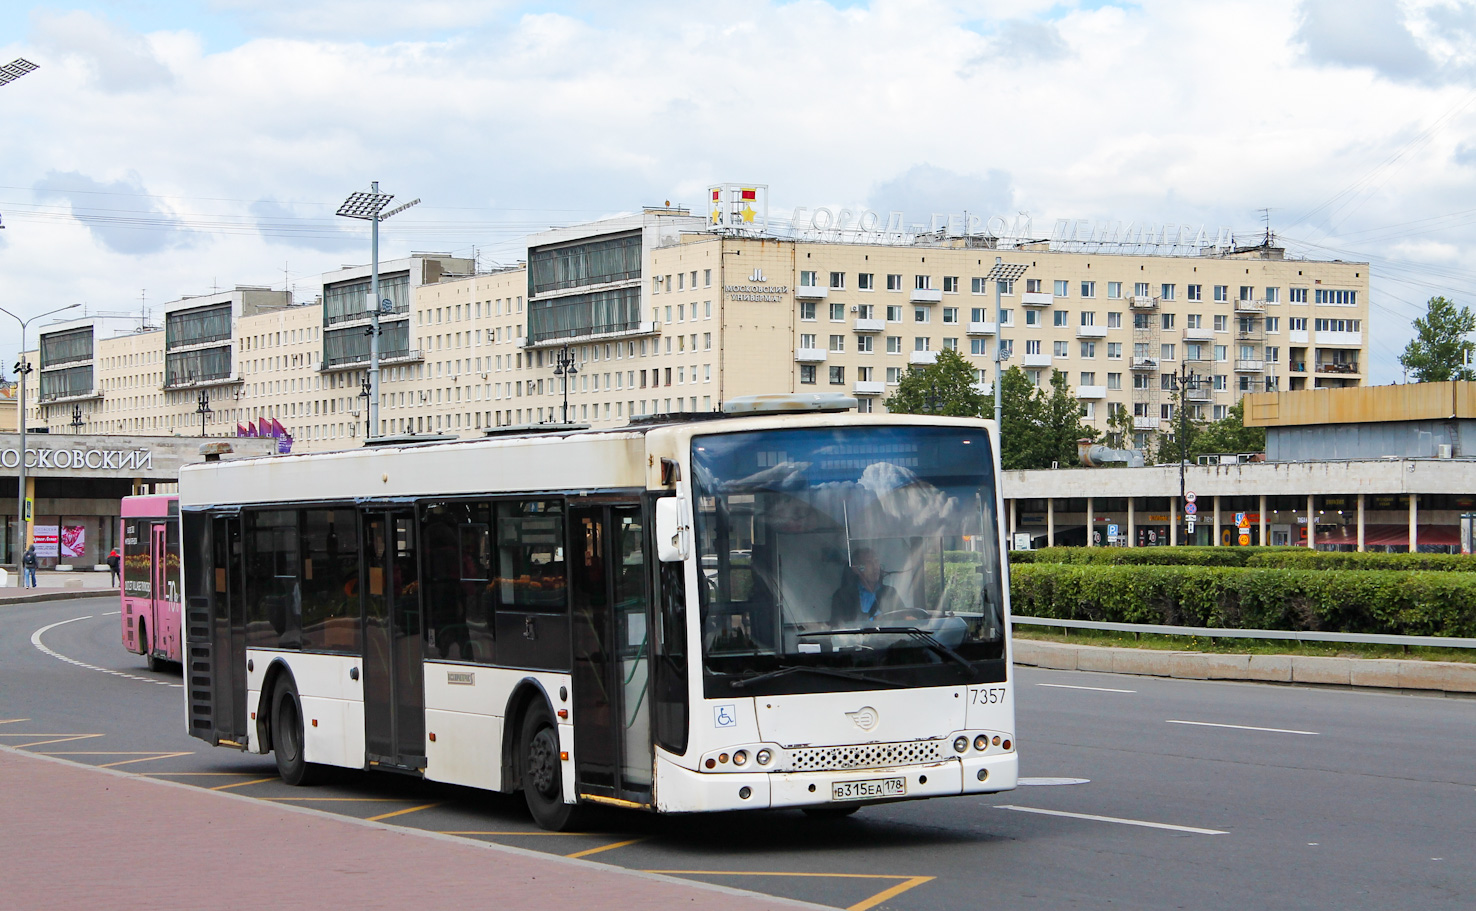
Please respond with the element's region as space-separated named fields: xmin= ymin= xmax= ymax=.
xmin=1009 ymin=563 xmax=1476 ymax=638
xmin=1012 ymin=546 xmax=1476 ymax=572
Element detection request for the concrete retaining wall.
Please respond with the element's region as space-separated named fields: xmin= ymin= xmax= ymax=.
xmin=1013 ymin=638 xmax=1476 ymax=694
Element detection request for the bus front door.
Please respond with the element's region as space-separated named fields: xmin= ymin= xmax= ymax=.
xmin=570 ymin=504 xmax=653 ymax=803
xmin=361 ymin=511 xmax=426 ymax=771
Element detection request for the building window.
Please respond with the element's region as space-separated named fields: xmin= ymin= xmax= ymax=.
xmin=1080 ymin=371 xmax=1096 ymax=385
xmin=915 ymin=337 xmax=931 ymax=351
xmin=1290 ymin=287 xmax=1308 ymax=303
xmin=1080 ymin=281 xmax=1096 ymax=298
xmin=943 ymin=337 xmax=958 ymax=351
xmin=942 ymin=307 xmax=958 ymax=324
xmin=800 ymin=365 xmax=816 ymax=384
xmin=886 ymin=305 xmax=903 ymax=322
xmin=1215 ymin=345 xmax=1227 ymax=361
xmin=830 ymin=303 xmax=845 ymax=321
xmin=914 ymin=308 xmax=930 ymax=323
xmin=1161 ymin=403 xmax=1173 ymax=420
xmin=801 ymin=333 xmax=817 ymax=349
xmin=829 ymin=335 xmax=844 ymax=352
xmin=829 ymin=272 xmax=845 ymax=289
xmin=1266 ymin=316 xmax=1280 ymax=332
xmin=856 ymin=397 xmax=873 ymax=413
xmin=1161 ymin=284 xmax=1175 ymax=301
xmin=858 ymin=272 xmax=874 ymax=290
xmin=1214 ymin=285 xmax=1229 ymax=302
xmin=800 ymin=302 xmax=816 ymax=321
xmin=1025 ymin=309 xmax=1041 ymax=326
xmin=1314 ymin=318 xmax=1361 ymax=332
xmin=1134 ymin=282 xmax=1150 ymax=298
xmin=1160 ymin=343 xmax=1176 ymax=360
xmin=886 ymin=366 xmax=902 ymax=384
xmin=1026 ymin=278 xmax=1043 ymax=294
xmin=1289 ymin=317 xmax=1308 ymax=331
xmin=971 ymin=338 xmax=988 ymax=355
xmin=887 ymin=274 xmax=903 ymax=291
xmin=1053 ymin=310 xmax=1069 ymax=327
xmin=1025 ymin=339 xmax=1041 ymax=355
xmin=800 ymin=270 xmax=819 ymax=287
xmin=1315 ymin=289 xmax=1358 ymax=305
xmin=1264 ymin=286 xmax=1279 ymax=303
xmin=1107 ymin=311 xmax=1121 ymax=328
xmin=857 ymin=304 xmax=874 ymax=320
xmin=857 ymin=335 xmax=873 ymax=353
xmin=1187 ymin=284 xmax=1202 ymax=301
xmin=1214 ymin=405 xmax=1228 ymax=420
xmin=1054 ymin=280 xmax=1069 ymax=297
xmin=915 ymin=275 xmax=932 ymax=290
xmin=1080 ymin=341 xmax=1096 ymax=358
xmin=1081 ymin=311 xmax=1096 ymax=326
xmin=1107 ymin=372 xmax=1121 ymax=390
xmin=1107 ymin=342 xmax=1122 ymax=359
xmin=1214 ymin=314 xmax=1228 ymax=331
xmin=1213 ymin=374 xmax=1227 ymax=390
xmin=1000 ymin=310 xmax=1013 ymax=326
xmin=1266 ymin=346 xmax=1280 ymax=363
xmin=887 ymin=336 xmax=902 ymax=354
xmin=1160 ymin=313 xmax=1175 ymax=330
xmin=829 ymin=365 xmax=845 ymax=385
xmin=998 ymin=339 xmax=1013 ymax=357
xmin=1053 ymin=340 xmax=1069 ymax=357
xmin=1107 ymin=281 xmax=1122 ymax=299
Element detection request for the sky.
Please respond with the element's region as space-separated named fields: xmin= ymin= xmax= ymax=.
xmin=3 ymin=0 xmax=1476 ymax=384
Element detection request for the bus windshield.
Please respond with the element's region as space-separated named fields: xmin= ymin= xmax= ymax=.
xmin=691 ymin=424 xmax=1006 ymax=696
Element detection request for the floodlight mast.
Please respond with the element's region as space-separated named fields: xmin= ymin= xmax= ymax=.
xmin=0 ymin=58 xmax=39 ymax=88
xmin=336 ymin=183 xmax=418 ymax=439
xmin=985 ymin=258 xmax=1029 ymax=433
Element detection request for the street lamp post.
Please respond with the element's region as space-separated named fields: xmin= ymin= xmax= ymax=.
xmin=336 ymin=183 xmax=420 ymax=442
xmin=70 ymin=404 xmax=83 ymax=433
xmin=551 ymin=343 xmax=578 ymax=424
xmin=358 ymin=377 xmax=372 ymax=438
xmin=1170 ymin=360 xmax=1207 ymax=544
xmin=984 ymin=258 xmax=1029 ymax=431
xmin=195 ymin=389 xmax=212 ymax=437
xmin=0 ymin=301 xmax=80 ymax=570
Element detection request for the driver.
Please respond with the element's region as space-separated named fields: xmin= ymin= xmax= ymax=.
xmin=830 ymin=548 xmax=901 ymax=626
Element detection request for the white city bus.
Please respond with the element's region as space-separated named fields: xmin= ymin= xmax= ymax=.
xmin=180 ymin=394 xmax=1016 ymax=829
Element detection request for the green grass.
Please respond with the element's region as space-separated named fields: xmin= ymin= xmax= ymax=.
xmin=1013 ymin=625 xmax=1476 ymax=664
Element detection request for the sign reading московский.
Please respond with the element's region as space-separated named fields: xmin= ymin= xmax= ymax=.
xmin=0 ymin=447 xmax=153 ymax=471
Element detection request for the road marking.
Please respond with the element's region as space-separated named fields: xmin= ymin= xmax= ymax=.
xmin=565 ymin=837 xmax=644 ymax=858
xmin=997 ymin=805 xmax=1227 ymax=835
xmin=1037 ymin=683 xmax=1137 ymax=693
xmin=29 ymin=615 xmax=182 ymax=688
xmin=642 ymin=871 xmax=934 ymax=911
xmin=209 ymin=777 xmax=277 ymax=790
xmin=0 ymin=719 xmax=31 ymax=724
xmin=99 ymin=752 xmax=195 ymax=768
xmin=440 ymin=830 xmax=592 ymax=836
xmin=1018 ymin=777 xmax=1091 ymax=786
xmin=265 ymin=797 xmax=415 ymax=803
xmin=366 ymin=802 xmax=440 ymax=822
xmin=1166 ymin=719 xmax=1320 ymax=736
xmin=7 ymin=733 xmax=105 ymax=749
xmin=103 ymin=610 xmax=120 ymax=616
xmin=142 ymin=772 xmax=260 ymax=777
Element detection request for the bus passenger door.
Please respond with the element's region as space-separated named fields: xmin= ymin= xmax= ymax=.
xmin=362 ymin=511 xmax=427 ymax=771
xmin=151 ymin=523 xmax=169 ymax=660
xmin=570 ymin=504 xmax=652 ymax=803
xmin=209 ymin=516 xmax=248 ymax=744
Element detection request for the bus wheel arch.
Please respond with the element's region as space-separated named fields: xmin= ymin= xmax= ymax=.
xmin=256 ymin=659 xmax=294 ymax=755
xmin=268 ymin=670 xmax=325 ymax=786
xmin=501 ymin=680 xmax=553 ymax=794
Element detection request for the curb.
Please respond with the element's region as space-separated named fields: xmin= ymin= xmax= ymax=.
xmin=1013 ymin=638 xmax=1476 ymax=694
xmin=0 ymin=589 xmax=117 ymax=605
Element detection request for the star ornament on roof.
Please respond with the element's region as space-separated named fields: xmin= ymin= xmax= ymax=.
xmin=711 ymin=208 xmax=722 ymax=224
xmin=740 ymin=204 xmax=756 ymax=223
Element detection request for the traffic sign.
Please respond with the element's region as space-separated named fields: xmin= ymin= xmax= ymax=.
xmin=1238 ymin=533 xmax=1251 ymax=546
xmin=1235 ymin=512 xmax=1247 ymax=528
xmin=1184 ymin=503 xmax=1198 ymax=516
xmin=1186 ymin=517 xmax=1197 ymax=532
xmin=1185 ymin=492 xmax=1197 ymax=504
xmin=1107 ymin=524 xmax=1119 ymax=538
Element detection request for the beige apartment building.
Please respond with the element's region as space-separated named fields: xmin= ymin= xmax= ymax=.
xmin=23 ymin=205 xmax=1370 ymax=453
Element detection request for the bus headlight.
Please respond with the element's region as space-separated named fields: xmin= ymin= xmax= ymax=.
xmin=756 ymin=749 xmax=772 ymax=766
xmin=974 ymin=735 xmax=989 ymax=752
xmin=733 ymin=749 xmax=749 ymax=766
xmin=953 ymin=736 xmax=969 ymax=753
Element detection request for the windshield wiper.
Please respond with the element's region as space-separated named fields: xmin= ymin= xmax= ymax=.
xmin=730 ymin=663 xmax=905 ymax=690
xmin=802 ymin=627 xmax=977 ymax=674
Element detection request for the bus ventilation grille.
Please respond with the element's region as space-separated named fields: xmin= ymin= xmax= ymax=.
xmin=186 ymin=603 xmax=212 ymax=732
xmin=787 ymin=740 xmax=945 ymax=772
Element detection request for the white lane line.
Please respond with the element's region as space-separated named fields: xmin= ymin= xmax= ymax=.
xmin=29 ymin=616 xmax=182 ymax=688
xmin=1166 ymin=719 xmax=1319 ymax=736
xmin=997 ymin=805 xmax=1228 ymax=835
xmin=1037 ymin=683 xmax=1136 ymax=693
xmin=102 ymin=610 xmax=121 ymax=616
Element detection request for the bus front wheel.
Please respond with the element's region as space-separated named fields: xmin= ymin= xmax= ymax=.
xmin=272 ymin=678 xmax=325 ymax=786
xmin=518 ymin=704 xmax=581 ymax=831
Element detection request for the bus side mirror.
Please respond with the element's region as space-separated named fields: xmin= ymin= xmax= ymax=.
xmin=656 ymin=497 xmax=689 ymax=563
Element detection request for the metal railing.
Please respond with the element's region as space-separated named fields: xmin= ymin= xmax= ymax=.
xmin=1011 ymin=615 xmax=1476 ymax=649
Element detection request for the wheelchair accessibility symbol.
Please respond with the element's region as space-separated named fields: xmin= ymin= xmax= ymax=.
xmin=713 ymin=704 xmax=738 ymax=728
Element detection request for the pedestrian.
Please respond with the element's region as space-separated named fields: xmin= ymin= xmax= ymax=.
xmin=107 ymin=547 xmax=121 ymax=587
xmin=22 ymin=544 xmax=37 ymax=589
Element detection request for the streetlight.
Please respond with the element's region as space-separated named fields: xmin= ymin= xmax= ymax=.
xmin=357 ymin=376 xmax=371 ymax=438
xmin=70 ymin=404 xmax=83 ymax=433
xmin=984 ymin=258 xmax=1029 ymax=430
xmin=195 ymin=389 xmax=212 ymax=438
xmin=1168 ymin=360 xmax=1207 ymax=544
xmin=336 ymin=182 xmax=420 ymax=441
xmin=0 ymin=301 xmax=80 ymax=570
xmin=551 ymin=343 xmax=578 ymax=424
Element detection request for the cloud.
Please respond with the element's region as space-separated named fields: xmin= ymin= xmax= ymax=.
xmin=979 ymin=18 xmax=1070 ymax=63
xmin=32 ymin=171 xmax=194 ymax=255
xmin=251 ymin=199 xmax=360 ymax=253
xmin=1291 ymin=0 xmax=1471 ymax=83
xmin=29 ymin=10 xmax=174 ymax=92
xmin=868 ymin=164 xmax=1015 ymax=229
xmin=207 ymin=0 xmax=516 ymax=40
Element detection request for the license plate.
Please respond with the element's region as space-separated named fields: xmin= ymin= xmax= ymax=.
xmin=831 ymin=777 xmax=906 ymax=801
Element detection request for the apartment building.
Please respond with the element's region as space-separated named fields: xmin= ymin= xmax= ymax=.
xmin=22 ymin=205 xmax=1370 ymax=452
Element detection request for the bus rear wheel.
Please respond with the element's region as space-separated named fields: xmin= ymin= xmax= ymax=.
xmin=140 ymin=620 xmax=163 ymax=672
xmin=272 ymin=677 xmax=325 ymax=786
xmin=519 ymin=705 xmax=581 ymax=831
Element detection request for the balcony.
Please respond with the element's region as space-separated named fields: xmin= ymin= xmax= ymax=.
xmin=1133 ymin=416 xmax=1159 ymax=431
xmin=1183 ymin=327 xmax=1214 ymax=342
xmin=1234 ymin=327 xmax=1262 ymax=340
xmin=1235 ymin=299 xmax=1267 ymax=314
xmin=1130 ymin=296 xmax=1159 ymax=310
xmin=513 ymin=336 xmax=527 ymax=348
xmin=1076 ymin=385 xmax=1107 ymax=400
xmin=972 ymin=381 xmax=994 ymax=396
xmin=795 ymin=285 xmax=828 ymax=300
xmin=1289 ymin=330 xmax=1309 ymax=344
xmin=853 ymin=380 xmax=886 ymax=396
xmin=853 ymin=318 xmax=885 ymax=333
xmin=967 ymin=321 xmax=998 ymax=336
xmin=1022 ymin=352 xmax=1054 ymax=368
xmin=1234 ymin=359 xmax=1264 ymax=373
xmin=37 ymin=388 xmax=104 ymax=403
xmin=1021 ymin=291 xmax=1053 ymax=307
xmin=1315 ymin=330 xmax=1363 ymax=347
xmin=1290 ymin=362 xmax=1307 ymax=373
xmin=322 ymin=348 xmax=423 ymax=372
xmin=1076 ymin=325 xmax=1107 ymax=339
xmin=527 ymin=321 xmax=659 ymax=348
xmin=1316 ymin=362 xmax=1360 ymax=375
xmin=908 ymin=350 xmax=939 ymax=366
xmin=795 ymin=348 xmax=828 ymax=363
xmin=910 ymin=288 xmax=943 ymax=304
xmin=1186 ymin=386 xmax=1213 ymax=402
xmin=1130 ymin=356 xmax=1159 ymax=371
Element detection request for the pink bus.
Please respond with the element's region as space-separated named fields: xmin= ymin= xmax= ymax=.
xmin=120 ymin=495 xmax=182 ymax=670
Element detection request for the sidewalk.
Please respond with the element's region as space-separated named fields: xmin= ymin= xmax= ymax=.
xmin=0 ymin=569 xmax=117 ymax=604
xmin=1 ymin=746 xmax=821 ymax=911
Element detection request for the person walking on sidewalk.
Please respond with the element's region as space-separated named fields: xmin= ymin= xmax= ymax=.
xmin=22 ymin=545 xmax=38 ymax=588
xmin=106 ymin=548 xmax=121 ymax=587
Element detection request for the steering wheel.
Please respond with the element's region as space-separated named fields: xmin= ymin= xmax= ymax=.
xmin=874 ymin=608 xmax=930 ymax=624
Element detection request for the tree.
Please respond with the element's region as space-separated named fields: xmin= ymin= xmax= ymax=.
xmin=1104 ymin=403 xmax=1135 ymax=450
xmin=883 ymin=348 xmax=987 ymax=417
xmin=995 ymin=365 xmax=1041 ymax=470
xmin=1188 ymin=401 xmax=1265 ymax=459
xmin=1399 ymin=296 xmax=1476 ymax=382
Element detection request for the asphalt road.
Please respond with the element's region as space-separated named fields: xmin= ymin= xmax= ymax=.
xmin=3 ymin=596 xmax=1473 ymax=910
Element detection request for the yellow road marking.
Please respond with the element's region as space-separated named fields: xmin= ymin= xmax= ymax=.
xmin=641 ymin=871 xmax=935 ymax=911
xmin=367 ymin=802 xmax=440 ymax=822
xmin=10 ymin=734 xmax=105 ymax=749
xmin=99 ymin=752 xmax=195 ymax=768
xmin=439 ymin=830 xmax=592 ymax=836
xmin=210 ymin=777 xmax=277 ymax=790
xmin=565 ymin=837 xmax=644 ymax=858
xmin=142 ymin=772 xmax=263 ymax=777
xmin=263 ymin=797 xmax=415 ymax=803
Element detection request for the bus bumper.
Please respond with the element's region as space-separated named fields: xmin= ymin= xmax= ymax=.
xmin=653 ymin=752 xmax=1017 ymax=813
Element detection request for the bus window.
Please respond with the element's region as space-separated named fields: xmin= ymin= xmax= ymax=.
xmin=245 ymin=509 xmax=301 ymax=649
xmin=299 ymin=509 xmax=361 ymax=653
xmin=496 ymin=500 xmax=566 ymax=612
xmin=123 ymin=519 xmax=152 ymax=598
xmin=652 ymin=498 xmax=688 ymax=755
xmin=419 ymin=501 xmax=496 ymax=662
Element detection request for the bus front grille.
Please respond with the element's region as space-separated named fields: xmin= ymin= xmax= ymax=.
xmin=787 ymin=740 xmax=945 ymax=772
